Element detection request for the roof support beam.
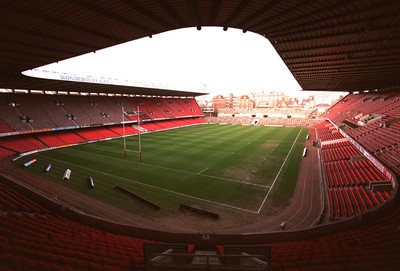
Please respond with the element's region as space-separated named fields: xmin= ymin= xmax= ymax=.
xmin=208 ymin=0 xmax=222 ymax=25
xmin=223 ymin=0 xmax=249 ymax=30
xmin=71 ymin=0 xmax=154 ymax=35
xmin=0 ymin=24 xmax=95 ymax=51
xmin=246 ymin=0 xmax=310 ymax=33
xmin=157 ymin=1 xmax=186 ymax=26
xmin=186 ymin=0 xmax=201 ymax=28
xmin=283 ymin=46 xmax=400 ymax=61
xmin=1 ymin=38 xmax=77 ymax=56
xmin=269 ymin=15 xmax=400 ymax=41
xmin=5 ymin=2 xmax=123 ymax=43
xmin=277 ymin=37 xmax=400 ymax=54
xmin=121 ymin=0 xmax=174 ymax=29
xmin=293 ymin=63 xmax=400 ymax=74
xmin=266 ymin=0 xmax=399 ymax=37
xmin=238 ymin=0 xmax=281 ymax=31
xmin=271 ymin=25 xmax=400 ymax=45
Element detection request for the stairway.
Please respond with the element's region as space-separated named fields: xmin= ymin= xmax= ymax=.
xmin=191 ymin=250 xmax=221 ymax=266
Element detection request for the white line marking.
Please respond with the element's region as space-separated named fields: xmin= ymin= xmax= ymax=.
xmin=256 ymin=129 xmax=303 ymax=214
xmin=197 ymin=167 xmax=208 ymax=174
xmin=199 ymin=172 xmax=270 ymax=188
xmin=36 ymin=155 xmax=259 ymax=214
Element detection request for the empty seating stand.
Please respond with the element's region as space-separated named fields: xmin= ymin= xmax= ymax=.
xmin=0 ymin=135 xmax=44 ymax=154
xmin=0 ymin=93 xmax=205 ymax=158
xmin=0 ymin=118 xmax=14 ymax=133
xmin=0 ymin=181 xmax=152 ymax=271
xmin=0 ymin=93 xmax=204 ymax=132
xmin=1 ymin=91 xmax=400 ymax=271
xmin=36 ymin=134 xmax=67 ymax=147
xmin=1 ymin=176 xmax=400 ymax=271
xmin=312 ymin=92 xmax=400 ymax=235
xmin=268 ymin=222 xmax=400 ymax=271
xmin=315 ymin=121 xmax=394 ymax=221
xmin=0 ymin=147 xmax=15 ymax=158
xmin=0 ymin=117 xmax=204 ymax=159
xmin=108 ymin=125 xmax=139 ymax=136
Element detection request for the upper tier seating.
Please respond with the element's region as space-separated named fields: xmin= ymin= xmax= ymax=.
xmin=0 ymin=119 xmax=13 ymax=133
xmin=314 ymin=92 xmax=400 ymax=221
xmin=0 ymin=94 xmax=203 ymax=133
xmin=0 ymin=94 xmax=36 ymax=131
xmin=324 ymin=92 xmax=400 ymax=124
xmin=34 ymin=95 xmax=77 ymax=128
xmin=321 ymin=90 xmax=400 ymax=176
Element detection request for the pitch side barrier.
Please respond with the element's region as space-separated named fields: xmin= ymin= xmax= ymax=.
xmin=179 ymin=203 xmax=219 ymax=219
xmin=53 ymin=193 xmax=400 ymax=247
xmin=1 ymin=172 xmax=398 ymax=249
xmin=114 ymin=185 xmax=161 ymax=210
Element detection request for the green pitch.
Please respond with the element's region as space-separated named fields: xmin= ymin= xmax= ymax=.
xmin=19 ymin=124 xmax=307 ymax=216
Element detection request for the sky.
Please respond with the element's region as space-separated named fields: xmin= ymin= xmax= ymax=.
xmin=24 ymin=27 xmax=304 ymax=97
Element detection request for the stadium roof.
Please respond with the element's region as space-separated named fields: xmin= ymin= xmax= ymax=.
xmin=1 ymin=0 xmax=400 ymax=96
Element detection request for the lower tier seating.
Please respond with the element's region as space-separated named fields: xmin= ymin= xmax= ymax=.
xmin=0 ymin=147 xmax=15 ymax=158
xmin=267 ymin=222 xmax=400 ymax=271
xmin=1 ymin=161 xmax=399 ymax=271
xmin=0 ymin=118 xmax=204 ymax=158
xmin=0 ymin=182 xmax=152 ymax=271
xmin=0 ymin=136 xmax=44 ymax=153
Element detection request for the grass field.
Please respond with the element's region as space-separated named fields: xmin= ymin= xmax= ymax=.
xmin=19 ymin=124 xmax=307 ymax=217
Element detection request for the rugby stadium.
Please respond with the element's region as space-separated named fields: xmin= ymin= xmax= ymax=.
xmin=1 ymin=1 xmax=400 ymax=271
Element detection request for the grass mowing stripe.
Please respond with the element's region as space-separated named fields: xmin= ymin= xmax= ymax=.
xmin=20 ymin=124 xmax=304 ymax=214
xmin=33 ymin=148 xmax=267 ymax=209
xmin=69 ymin=147 xmax=269 ymax=188
xmin=35 ymin=154 xmax=259 ymax=213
